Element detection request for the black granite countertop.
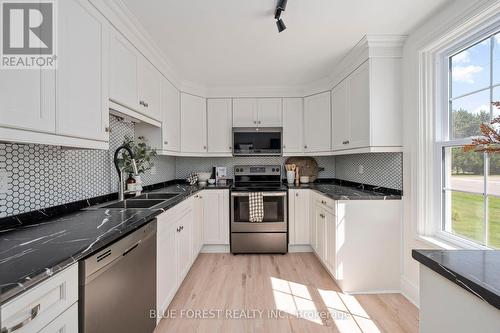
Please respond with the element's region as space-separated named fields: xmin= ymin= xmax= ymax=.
xmin=287 ymin=179 xmax=402 ymax=200
xmin=412 ymin=249 xmax=500 ymax=310
xmin=0 ymin=182 xmax=229 ymax=304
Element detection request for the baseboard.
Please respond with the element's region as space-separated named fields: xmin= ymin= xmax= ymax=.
xmin=201 ymin=244 xmax=230 ymax=253
xmin=344 ymin=289 xmax=402 ymax=295
xmin=288 ymin=244 xmax=313 ymax=252
xmin=401 ymin=275 xmax=420 ymax=308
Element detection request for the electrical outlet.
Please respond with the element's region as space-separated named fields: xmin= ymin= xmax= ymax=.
xmin=0 ymin=170 xmax=8 ymax=194
xmin=150 ymin=166 xmax=157 ymax=175
xmin=358 ymin=165 xmax=364 ymax=174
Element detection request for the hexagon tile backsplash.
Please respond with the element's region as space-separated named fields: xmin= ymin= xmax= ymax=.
xmin=0 ymin=116 xmax=175 ymax=218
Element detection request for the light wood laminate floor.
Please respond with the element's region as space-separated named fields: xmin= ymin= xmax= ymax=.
xmin=154 ymin=253 xmax=418 ymax=333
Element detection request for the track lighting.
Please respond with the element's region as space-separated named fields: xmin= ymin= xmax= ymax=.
xmin=274 ymin=0 xmax=288 ymax=33
xmin=276 ymin=18 xmax=286 ymax=33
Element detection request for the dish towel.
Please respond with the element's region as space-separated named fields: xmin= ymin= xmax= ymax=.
xmin=249 ymin=192 xmax=264 ymax=223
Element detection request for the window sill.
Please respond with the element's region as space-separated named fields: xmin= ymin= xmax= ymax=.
xmin=416 ymin=233 xmax=490 ymax=250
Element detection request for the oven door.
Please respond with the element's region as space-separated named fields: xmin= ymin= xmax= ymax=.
xmin=231 ymin=191 xmax=287 ymax=232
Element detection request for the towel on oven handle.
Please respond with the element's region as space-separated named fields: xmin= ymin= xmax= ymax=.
xmin=249 ymin=192 xmax=264 ymax=222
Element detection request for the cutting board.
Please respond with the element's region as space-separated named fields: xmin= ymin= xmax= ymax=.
xmin=284 ymin=157 xmax=319 ymax=182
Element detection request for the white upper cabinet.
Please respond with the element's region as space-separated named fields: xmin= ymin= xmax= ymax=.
xmin=303 ymin=92 xmax=331 ymax=153
xmin=109 ymin=33 xmax=138 ymax=111
xmin=331 ymin=79 xmax=349 ymax=151
xmin=207 ymin=99 xmax=232 ymax=154
xmin=162 ymin=78 xmax=180 ymax=152
xmin=282 ymin=98 xmax=303 ymax=154
xmin=181 ymin=93 xmax=207 ymax=153
xmin=233 ymin=98 xmax=282 ymax=127
xmin=348 ymin=61 xmax=370 ymax=149
xmin=233 ymin=99 xmax=257 ymax=127
xmin=138 ymin=57 xmax=162 ymax=121
xmin=57 ymin=0 xmax=108 ymax=142
xmin=257 ymin=98 xmax=282 ymax=127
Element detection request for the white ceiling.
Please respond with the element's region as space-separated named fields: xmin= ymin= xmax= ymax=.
xmin=120 ymin=0 xmax=449 ymax=88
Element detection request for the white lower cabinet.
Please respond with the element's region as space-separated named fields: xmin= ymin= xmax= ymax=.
xmin=0 ymin=265 xmax=78 ymax=333
xmin=38 ymin=303 xmax=78 ymax=333
xmin=288 ymin=189 xmax=310 ymax=245
xmin=202 ymin=190 xmax=229 ymax=245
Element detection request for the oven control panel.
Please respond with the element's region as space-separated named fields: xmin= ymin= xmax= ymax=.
xmin=234 ymin=165 xmax=281 ymax=176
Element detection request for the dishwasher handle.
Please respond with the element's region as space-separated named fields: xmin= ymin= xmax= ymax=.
xmin=123 ymin=241 xmax=140 ymax=256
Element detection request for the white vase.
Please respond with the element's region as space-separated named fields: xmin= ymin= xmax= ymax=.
xmin=286 ymin=171 xmax=295 ymax=184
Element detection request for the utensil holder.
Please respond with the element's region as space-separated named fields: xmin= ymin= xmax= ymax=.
xmin=287 ymin=171 xmax=295 ymax=184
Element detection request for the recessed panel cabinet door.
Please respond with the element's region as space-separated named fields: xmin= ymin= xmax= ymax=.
xmin=283 ymin=98 xmax=303 ymax=153
xmin=0 ymin=70 xmax=55 ymax=134
xmin=202 ymin=190 xmax=229 ymax=244
xmin=324 ymin=210 xmax=336 ymax=278
xmin=257 ymin=98 xmax=282 ymax=127
xmin=177 ymin=210 xmax=193 ymax=282
xmin=109 ymin=33 xmax=139 ymax=111
xmin=348 ymin=61 xmax=370 ymax=149
xmin=207 ymin=99 xmax=232 ymax=153
xmin=331 ymin=80 xmax=349 ymax=151
xmin=294 ymin=190 xmax=310 ymax=245
xmin=162 ymin=79 xmax=180 ymax=152
xmin=57 ymin=0 xmax=108 ymax=141
xmin=233 ymin=99 xmax=257 ymax=127
xmin=304 ymin=92 xmax=331 ymax=153
xmin=138 ymin=57 xmax=162 ymax=120
xmin=181 ymin=93 xmax=207 ymax=153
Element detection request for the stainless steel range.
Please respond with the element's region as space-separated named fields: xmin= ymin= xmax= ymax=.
xmin=230 ymin=165 xmax=287 ymax=254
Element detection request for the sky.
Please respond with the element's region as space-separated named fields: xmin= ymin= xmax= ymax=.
xmin=451 ymin=32 xmax=500 ymax=118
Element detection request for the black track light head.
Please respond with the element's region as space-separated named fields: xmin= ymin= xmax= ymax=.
xmin=274 ymin=8 xmax=282 ymax=20
xmin=276 ymin=19 xmax=286 ymax=33
xmin=277 ymin=0 xmax=288 ymax=11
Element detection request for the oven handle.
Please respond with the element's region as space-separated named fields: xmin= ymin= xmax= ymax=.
xmin=231 ymin=192 xmax=287 ymax=197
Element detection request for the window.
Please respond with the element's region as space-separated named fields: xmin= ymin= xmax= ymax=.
xmin=439 ymin=31 xmax=500 ymax=248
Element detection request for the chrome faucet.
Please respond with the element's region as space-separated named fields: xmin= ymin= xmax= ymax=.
xmin=114 ymin=145 xmax=138 ymax=201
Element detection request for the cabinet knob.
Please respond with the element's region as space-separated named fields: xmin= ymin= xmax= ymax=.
xmin=203 ymin=146 xmax=207 ymax=150
xmin=145 ymin=102 xmax=149 ymax=108
xmin=258 ymin=121 xmax=261 ymax=124
xmin=304 ymin=145 xmax=308 ymax=149
xmin=105 ymin=126 xmax=110 ymax=133
xmin=139 ymin=100 xmax=145 ymax=106
xmin=229 ymin=146 xmax=232 ymax=150
xmin=253 ymin=121 xmax=257 ymax=124
xmin=342 ymin=140 xmax=350 ymax=145
xmin=283 ymin=145 xmax=286 ymax=149
xmin=296 ymin=193 xmax=299 ymax=197
xmin=164 ymin=141 xmax=168 ymax=145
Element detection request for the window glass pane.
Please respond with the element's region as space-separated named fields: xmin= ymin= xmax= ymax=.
xmin=451 ymin=38 xmax=491 ymax=98
xmin=447 ymin=191 xmax=485 ymax=244
xmin=488 ymin=196 xmax=500 ymax=249
xmin=447 ymin=148 xmax=485 ymax=192
xmin=494 ymin=86 xmax=500 ymax=120
xmin=451 ymin=90 xmax=491 ymax=139
xmin=489 ymin=153 xmax=500 ymax=196
xmin=494 ymin=32 xmax=500 ymax=85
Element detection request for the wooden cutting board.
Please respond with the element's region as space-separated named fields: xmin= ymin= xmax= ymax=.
xmin=284 ymin=157 xmax=319 ymax=182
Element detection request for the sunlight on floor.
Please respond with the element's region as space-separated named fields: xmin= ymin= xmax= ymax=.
xmin=271 ymin=277 xmax=323 ymax=325
xmin=270 ymin=276 xmax=381 ymax=332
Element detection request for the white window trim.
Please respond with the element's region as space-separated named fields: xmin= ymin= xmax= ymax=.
xmin=416 ymin=2 xmax=500 ymax=249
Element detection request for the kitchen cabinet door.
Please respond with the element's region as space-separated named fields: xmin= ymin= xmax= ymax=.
xmin=316 ymin=207 xmax=326 ymax=261
xmin=38 ymin=303 xmax=78 ymax=333
xmin=0 ymin=70 xmax=54 ymax=134
xmin=233 ymin=99 xmax=257 ymax=127
xmin=289 ymin=190 xmax=310 ymax=245
xmin=257 ymin=98 xmax=282 ymax=127
xmin=138 ymin=57 xmax=162 ymax=121
xmin=162 ymin=78 xmax=180 ymax=152
xmin=324 ymin=210 xmax=336 ymax=277
xmin=56 ymin=0 xmax=108 ymax=142
xmin=202 ymin=190 xmax=229 ymax=244
xmin=181 ymin=93 xmax=207 ymax=153
xmin=156 ymin=214 xmax=178 ymax=315
xmin=331 ymin=79 xmax=349 ymax=151
xmin=304 ymin=92 xmax=331 ymax=153
xmin=311 ymin=202 xmax=319 ymax=253
xmin=109 ymin=32 xmax=138 ymax=111
xmin=207 ymin=99 xmax=232 ymax=154
xmin=282 ymin=98 xmax=303 ymax=153
xmin=348 ymin=61 xmax=370 ymax=149
xmin=193 ymin=194 xmax=204 ymax=257
xmin=176 ymin=209 xmax=194 ymax=282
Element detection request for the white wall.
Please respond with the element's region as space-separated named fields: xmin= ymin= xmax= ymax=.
xmin=401 ymin=0 xmax=495 ymax=307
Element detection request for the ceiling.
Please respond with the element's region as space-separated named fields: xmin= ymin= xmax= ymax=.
xmin=120 ymin=0 xmax=449 ymax=88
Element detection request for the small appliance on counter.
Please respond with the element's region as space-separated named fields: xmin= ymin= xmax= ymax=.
xmin=215 ymin=166 xmax=228 ymax=185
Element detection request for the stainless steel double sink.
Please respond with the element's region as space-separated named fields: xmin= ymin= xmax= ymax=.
xmin=97 ymin=192 xmax=180 ymax=209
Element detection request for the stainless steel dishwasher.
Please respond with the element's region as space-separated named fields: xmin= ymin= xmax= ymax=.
xmin=79 ymin=221 xmax=156 ymax=333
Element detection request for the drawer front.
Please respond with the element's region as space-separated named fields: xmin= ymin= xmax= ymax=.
xmin=38 ymin=302 xmax=78 ymax=333
xmin=1 ymin=264 xmax=78 ymax=333
xmin=314 ymin=194 xmax=335 ymax=213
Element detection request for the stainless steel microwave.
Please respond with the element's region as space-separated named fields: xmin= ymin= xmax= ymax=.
xmin=232 ymin=127 xmax=282 ymax=156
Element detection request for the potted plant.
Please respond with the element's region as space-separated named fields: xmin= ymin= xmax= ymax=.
xmin=116 ymin=136 xmax=157 ymax=192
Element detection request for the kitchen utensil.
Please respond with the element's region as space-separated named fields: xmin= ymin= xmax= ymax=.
xmin=285 ymin=157 xmax=319 ymax=182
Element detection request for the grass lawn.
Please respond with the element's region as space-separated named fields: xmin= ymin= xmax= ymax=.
xmin=451 ymin=192 xmax=500 ymax=248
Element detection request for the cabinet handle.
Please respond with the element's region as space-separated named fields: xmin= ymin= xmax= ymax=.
xmin=258 ymin=121 xmax=261 ymax=124
xmin=105 ymin=126 xmax=110 ymax=133
xmin=180 ymin=225 xmax=184 ymax=231
xmin=296 ymin=192 xmax=299 ymax=197
xmin=1 ymin=304 xmax=40 ymax=333
xmin=139 ymin=100 xmax=145 ymax=106
xmin=145 ymin=102 xmax=149 ymax=108
xmin=176 ymin=227 xmax=180 ymax=232
xmin=229 ymin=146 xmax=232 ymax=150
xmin=342 ymin=140 xmax=350 ymax=145
xmin=253 ymin=121 xmax=257 ymax=124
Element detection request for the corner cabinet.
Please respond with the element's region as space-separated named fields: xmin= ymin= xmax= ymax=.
xmin=303 ymin=92 xmax=331 ymax=153
xmin=180 ymin=93 xmax=207 ymax=154
xmin=0 ymin=0 xmax=109 ymax=149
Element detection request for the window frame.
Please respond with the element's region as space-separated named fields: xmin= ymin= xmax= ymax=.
xmin=434 ymin=25 xmax=500 ymax=249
